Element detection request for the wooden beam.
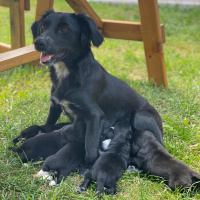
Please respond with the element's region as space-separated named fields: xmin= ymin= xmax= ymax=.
xmin=102 ymin=19 xmax=165 ymax=43
xmin=10 ymin=0 xmax=25 ymax=49
xmin=0 ymin=43 xmax=11 ymax=53
xmin=65 ymin=0 xmax=103 ymax=29
xmin=0 ymin=45 xmax=40 ymax=72
xmin=0 ymin=0 xmax=30 ymax=10
xmin=35 ymin=0 xmax=54 ymax=21
xmin=138 ymin=0 xmax=168 ymax=88
xmin=0 ymin=0 xmax=9 ymax=7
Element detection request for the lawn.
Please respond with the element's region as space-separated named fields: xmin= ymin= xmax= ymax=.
xmin=0 ymin=0 xmax=200 ymax=199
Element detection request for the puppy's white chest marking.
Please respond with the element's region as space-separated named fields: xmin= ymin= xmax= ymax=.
xmin=53 ymin=62 xmax=69 ymax=82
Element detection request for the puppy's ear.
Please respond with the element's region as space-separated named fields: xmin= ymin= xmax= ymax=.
xmin=31 ymin=9 xmax=55 ymax=39
xmin=76 ymin=13 xmax=104 ymax=47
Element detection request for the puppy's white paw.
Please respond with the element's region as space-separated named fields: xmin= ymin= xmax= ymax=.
xmin=49 ymin=180 xmax=56 ymax=186
xmin=35 ymin=169 xmax=53 ymax=180
xmin=102 ymin=139 xmax=111 ymax=150
xmin=24 ymin=163 xmax=28 ymax=168
xmin=127 ymin=165 xmax=140 ymax=173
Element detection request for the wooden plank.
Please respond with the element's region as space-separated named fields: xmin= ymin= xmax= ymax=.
xmin=65 ymin=0 xmax=103 ymax=29
xmin=0 ymin=0 xmax=30 ymax=10
xmin=0 ymin=43 xmax=11 ymax=53
xmin=102 ymin=19 xmax=165 ymax=42
xmin=35 ymin=0 xmax=54 ymax=21
xmin=138 ymin=0 xmax=168 ymax=88
xmin=10 ymin=0 xmax=25 ymax=49
xmin=0 ymin=0 xmax=10 ymax=7
xmin=0 ymin=45 xmax=40 ymax=72
xmin=24 ymin=0 xmax=30 ymax=11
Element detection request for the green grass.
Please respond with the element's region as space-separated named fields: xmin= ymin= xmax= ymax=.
xmin=0 ymin=1 xmax=200 ymax=199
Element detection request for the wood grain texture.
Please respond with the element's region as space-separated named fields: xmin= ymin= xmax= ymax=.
xmin=102 ymin=19 xmax=165 ymax=42
xmin=138 ymin=0 xmax=168 ymax=87
xmin=0 ymin=43 xmax=11 ymax=53
xmin=0 ymin=45 xmax=40 ymax=72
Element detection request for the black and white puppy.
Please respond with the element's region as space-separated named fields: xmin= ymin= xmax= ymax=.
xmin=34 ymin=141 xmax=85 ymax=185
xmin=130 ymin=130 xmax=200 ymax=191
xmin=8 ymin=121 xmax=85 ymax=163
xmin=31 ymin=10 xmax=163 ymax=172
xmin=12 ymin=122 xmax=70 ymax=144
xmin=77 ymin=121 xmax=132 ymax=196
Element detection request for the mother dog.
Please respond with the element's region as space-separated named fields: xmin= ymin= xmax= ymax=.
xmin=31 ymin=10 xmax=163 ymax=171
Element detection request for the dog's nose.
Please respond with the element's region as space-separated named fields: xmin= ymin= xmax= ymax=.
xmin=34 ymin=38 xmax=47 ymax=51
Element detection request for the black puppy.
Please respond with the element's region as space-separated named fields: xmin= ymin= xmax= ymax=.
xmin=8 ymin=121 xmax=85 ymax=163
xmin=130 ymin=130 xmax=200 ymax=191
xmin=31 ymin=10 xmax=163 ymax=171
xmin=12 ymin=122 xmax=70 ymax=144
xmin=77 ymin=121 xmax=132 ymax=196
xmin=34 ymin=141 xmax=85 ymax=185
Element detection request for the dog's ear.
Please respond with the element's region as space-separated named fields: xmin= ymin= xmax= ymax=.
xmin=31 ymin=9 xmax=55 ymax=39
xmin=76 ymin=13 xmax=104 ymax=47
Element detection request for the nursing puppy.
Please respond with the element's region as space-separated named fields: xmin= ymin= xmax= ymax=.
xmin=8 ymin=121 xmax=85 ymax=163
xmin=130 ymin=130 xmax=200 ymax=191
xmin=31 ymin=10 xmax=164 ymax=172
xmin=77 ymin=121 xmax=132 ymax=196
xmin=12 ymin=122 xmax=70 ymax=144
xmin=34 ymin=141 xmax=85 ymax=185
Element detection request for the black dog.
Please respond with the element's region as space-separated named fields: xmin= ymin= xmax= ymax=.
xmin=12 ymin=122 xmax=70 ymax=144
xmin=130 ymin=130 xmax=200 ymax=191
xmin=31 ymin=10 xmax=163 ymax=171
xmin=34 ymin=141 xmax=85 ymax=185
xmin=77 ymin=121 xmax=132 ymax=196
xmin=8 ymin=121 xmax=85 ymax=163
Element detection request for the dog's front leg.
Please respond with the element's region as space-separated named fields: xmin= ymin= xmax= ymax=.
xmin=82 ymin=107 xmax=104 ymax=174
xmin=45 ymin=100 xmax=62 ymax=124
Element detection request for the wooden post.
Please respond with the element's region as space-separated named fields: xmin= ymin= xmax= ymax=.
xmin=10 ymin=0 xmax=25 ymax=49
xmin=65 ymin=0 xmax=103 ymax=29
xmin=35 ymin=0 xmax=54 ymax=21
xmin=138 ymin=0 xmax=168 ymax=88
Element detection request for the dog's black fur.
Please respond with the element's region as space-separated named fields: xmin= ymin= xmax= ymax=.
xmin=30 ymin=10 xmax=163 ymax=170
xmin=12 ymin=122 xmax=70 ymax=144
xmin=8 ymin=121 xmax=85 ymax=163
xmin=130 ymin=130 xmax=200 ymax=191
xmin=77 ymin=121 xmax=132 ymax=196
xmin=41 ymin=141 xmax=85 ymax=184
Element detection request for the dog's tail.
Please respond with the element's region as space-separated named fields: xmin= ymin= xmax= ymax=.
xmin=95 ymin=172 xmax=107 ymax=196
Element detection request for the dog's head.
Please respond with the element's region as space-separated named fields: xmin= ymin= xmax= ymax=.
xmin=31 ymin=10 xmax=104 ymax=66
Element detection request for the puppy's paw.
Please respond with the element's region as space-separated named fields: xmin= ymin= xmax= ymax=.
xmin=34 ymin=169 xmax=53 ymax=180
xmin=127 ymin=165 xmax=140 ymax=173
xmin=79 ymin=167 xmax=90 ymax=177
xmin=49 ymin=180 xmax=56 ymax=186
xmin=77 ymin=186 xmax=86 ymax=194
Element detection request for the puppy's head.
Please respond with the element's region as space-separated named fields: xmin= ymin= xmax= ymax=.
xmin=31 ymin=10 xmax=104 ymax=66
xmin=113 ymin=120 xmax=132 ymax=140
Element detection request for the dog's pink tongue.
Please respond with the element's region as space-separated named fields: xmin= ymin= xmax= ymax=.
xmin=40 ymin=53 xmax=54 ymax=62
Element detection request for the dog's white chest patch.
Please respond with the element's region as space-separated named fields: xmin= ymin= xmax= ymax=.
xmin=53 ymin=62 xmax=69 ymax=82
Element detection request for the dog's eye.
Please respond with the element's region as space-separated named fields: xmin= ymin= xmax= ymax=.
xmin=41 ymin=24 xmax=47 ymax=32
xmin=61 ymin=27 xmax=68 ymax=33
